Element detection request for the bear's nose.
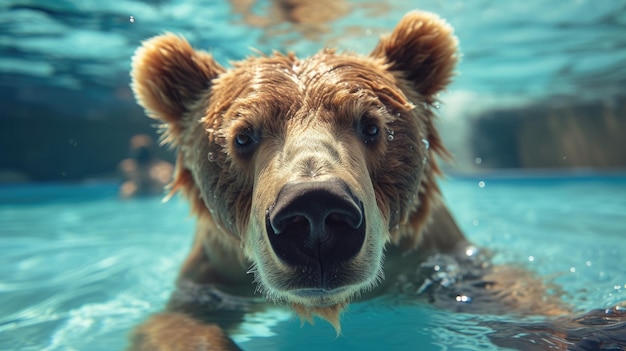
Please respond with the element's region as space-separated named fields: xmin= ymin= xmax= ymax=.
xmin=266 ymin=178 xmax=366 ymax=270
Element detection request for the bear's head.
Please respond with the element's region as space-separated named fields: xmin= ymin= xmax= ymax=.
xmin=131 ymin=11 xmax=457 ymax=328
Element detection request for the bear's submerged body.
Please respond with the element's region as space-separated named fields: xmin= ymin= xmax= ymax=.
xmin=128 ymin=11 xmax=626 ymax=351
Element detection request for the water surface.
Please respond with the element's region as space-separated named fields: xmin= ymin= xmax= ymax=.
xmin=1 ymin=175 xmax=624 ymax=350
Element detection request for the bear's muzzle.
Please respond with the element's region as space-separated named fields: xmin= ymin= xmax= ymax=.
xmin=266 ymin=178 xmax=366 ymax=290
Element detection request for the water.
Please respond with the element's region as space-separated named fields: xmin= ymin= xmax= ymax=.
xmin=1 ymin=175 xmax=624 ymax=350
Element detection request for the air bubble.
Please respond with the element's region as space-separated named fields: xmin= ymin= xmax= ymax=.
xmin=421 ymin=138 xmax=430 ymax=150
xmin=207 ymin=152 xmax=216 ymax=162
xmin=478 ymin=181 xmax=485 ymax=188
xmin=422 ymin=156 xmax=428 ymax=165
xmin=474 ymin=157 xmax=482 ymax=165
xmin=129 ymin=15 xmax=135 ymax=23
xmin=386 ymin=128 xmax=395 ymax=139
xmin=455 ymin=295 xmax=472 ymax=303
xmin=465 ymin=246 xmax=477 ymax=256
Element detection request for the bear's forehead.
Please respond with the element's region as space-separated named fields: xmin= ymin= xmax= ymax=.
xmin=213 ymin=52 xmax=402 ymax=123
xmin=204 ymin=51 xmax=415 ymax=133
xmin=227 ymin=52 xmax=391 ymax=97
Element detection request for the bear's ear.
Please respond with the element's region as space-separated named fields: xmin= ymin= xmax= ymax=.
xmin=131 ymin=34 xmax=224 ymax=141
xmin=370 ymin=11 xmax=458 ymax=101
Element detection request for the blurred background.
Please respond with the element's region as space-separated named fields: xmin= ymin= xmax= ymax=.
xmin=1 ymin=0 xmax=625 ymax=183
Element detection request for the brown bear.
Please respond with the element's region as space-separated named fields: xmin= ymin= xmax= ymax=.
xmin=128 ymin=10 xmax=625 ymax=351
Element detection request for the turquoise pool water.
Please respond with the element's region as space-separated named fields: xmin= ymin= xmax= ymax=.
xmin=1 ymin=174 xmax=624 ymax=350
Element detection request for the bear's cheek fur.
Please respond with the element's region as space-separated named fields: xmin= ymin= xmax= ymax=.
xmin=183 ymin=122 xmax=253 ymax=239
xmin=371 ymin=110 xmax=427 ymax=232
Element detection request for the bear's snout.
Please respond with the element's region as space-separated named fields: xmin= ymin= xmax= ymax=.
xmin=266 ymin=178 xmax=366 ymax=281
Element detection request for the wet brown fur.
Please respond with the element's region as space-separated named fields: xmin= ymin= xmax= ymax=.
xmin=127 ymin=11 xmax=570 ymax=351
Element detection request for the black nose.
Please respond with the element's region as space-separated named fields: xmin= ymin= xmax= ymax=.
xmin=266 ymin=178 xmax=366 ymax=269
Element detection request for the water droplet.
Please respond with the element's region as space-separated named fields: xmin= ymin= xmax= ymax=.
xmin=474 ymin=157 xmax=482 ymax=165
xmin=528 ymin=256 xmax=535 ymax=262
xmin=478 ymin=181 xmax=485 ymax=188
xmin=207 ymin=152 xmax=216 ymax=162
xmin=396 ymin=112 xmax=401 ymax=117
xmin=465 ymin=246 xmax=477 ymax=256
xmin=129 ymin=15 xmax=135 ymax=23
xmin=570 ymin=267 xmax=576 ymax=273
xmin=385 ymin=128 xmax=395 ymax=142
xmin=433 ymin=103 xmax=441 ymax=109
xmin=455 ymin=295 xmax=472 ymax=303
xmin=421 ymin=138 xmax=430 ymax=150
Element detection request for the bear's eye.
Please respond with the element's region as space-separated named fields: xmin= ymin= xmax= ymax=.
xmin=233 ymin=128 xmax=259 ymax=157
xmin=360 ymin=122 xmax=381 ymax=146
xmin=363 ymin=124 xmax=379 ymax=137
xmin=235 ymin=133 xmax=252 ymax=147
